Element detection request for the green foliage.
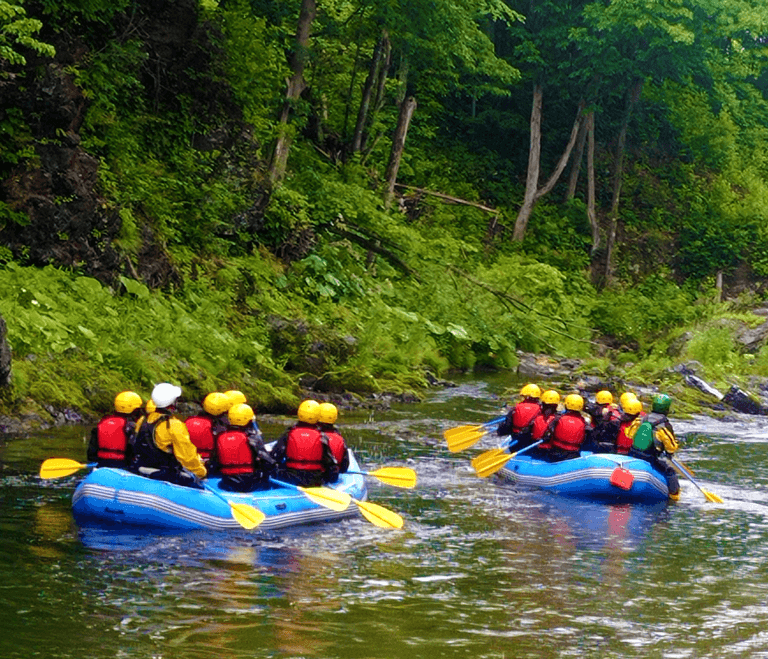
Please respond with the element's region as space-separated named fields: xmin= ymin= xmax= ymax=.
xmin=0 ymin=1 xmax=55 ymax=66
xmin=591 ymin=275 xmax=698 ymax=347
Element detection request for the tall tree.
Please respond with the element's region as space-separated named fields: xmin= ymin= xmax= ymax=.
xmin=268 ymin=0 xmax=316 ymax=185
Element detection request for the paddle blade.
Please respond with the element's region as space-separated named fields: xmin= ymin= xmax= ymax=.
xmin=354 ymin=499 xmax=404 ymax=529
xmin=471 ymin=448 xmax=508 ymax=472
xmin=39 ymin=458 xmax=92 ymax=479
xmin=298 ymin=486 xmax=352 ymax=512
xmin=702 ymin=489 xmax=724 ymax=504
xmin=229 ymin=502 xmax=266 ymax=529
xmin=474 ymin=452 xmax=513 ymax=478
xmin=446 ymin=429 xmax=488 ymax=453
xmin=443 ymin=424 xmax=482 ymax=440
xmin=367 ymin=467 xmax=417 ymax=488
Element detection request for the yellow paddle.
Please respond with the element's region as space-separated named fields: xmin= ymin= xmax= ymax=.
xmin=352 ymin=497 xmax=404 ymax=529
xmin=444 ymin=416 xmax=505 ymax=452
xmin=199 ymin=481 xmax=266 ymax=529
xmin=270 ymin=478 xmax=351 ymax=512
xmin=347 ymin=467 xmax=417 ymax=488
xmin=39 ymin=458 xmax=96 ymax=479
xmin=670 ymin=457 xmax=723 ymax=503
xmin=474 ymin=440 xmax=544 ymax=478
xmin=446 ymin=428 xmax=492 ymax=452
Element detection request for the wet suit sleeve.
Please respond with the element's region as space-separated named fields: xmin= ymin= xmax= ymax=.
xmin=496 ymin=410 xmax=514 ymax=437
xmin=270 ymin=430 xmax=290 ymax=466
xmin=165 ymin=418 xmax=207 ymax=478
xmin=87 ymin=426 xmax=98 ymax=463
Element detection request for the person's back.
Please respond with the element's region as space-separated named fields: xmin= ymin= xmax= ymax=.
xmin=318 ymin=402 xmax=349 ymax=482
xmin=185 ymin=392 xmax=230 ymax=471
xmin=629 ymin=393 xmax=680 ymax=499
xmin=536 ymin=394 xmax=586 ymax=462
xmin=497 ymin=383 xmax=542 ymax=444
xmin=530 ymin=390 xmax=560 ymax=444
xmin=88 ymin=390 xmax=143 ymax=468
xmin=615 ymin=397 xmax=644 ymax=455
xmin=271 ymin=399 xmax=327 ymax=487
xmin=216 ymin=403 xmax=274 ymax=492
xmin=131 ymin=382 xmax=206 ymax=486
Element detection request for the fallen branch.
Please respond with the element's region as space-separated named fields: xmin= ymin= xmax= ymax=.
xmin=394 ymin=184 xmax=499 ymax=215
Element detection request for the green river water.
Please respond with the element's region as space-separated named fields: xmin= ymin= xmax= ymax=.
xmin=1 ymin=374 xmax=768 ymax=659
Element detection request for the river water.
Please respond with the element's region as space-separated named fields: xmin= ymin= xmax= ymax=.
xmin=2 ymin=375 xmax=768 ymax=658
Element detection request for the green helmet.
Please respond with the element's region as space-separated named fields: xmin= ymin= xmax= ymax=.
xmin=652 ymin=393 xmax=671 ymax=414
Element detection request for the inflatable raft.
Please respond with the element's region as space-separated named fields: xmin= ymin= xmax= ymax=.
xmin=496 ymin=452 xmax=670 ymax=504
xmin=72 ymin=451 xmax=367 ymax=531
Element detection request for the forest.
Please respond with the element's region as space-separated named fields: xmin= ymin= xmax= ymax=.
xmin=2 ymin=0 xmax=768 ymax=422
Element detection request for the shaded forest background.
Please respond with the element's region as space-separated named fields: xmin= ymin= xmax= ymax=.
xmin=3 ymin=0 xmax=768 ymax=420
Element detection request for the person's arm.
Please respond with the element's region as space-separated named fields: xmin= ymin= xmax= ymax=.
xmin=496 ymin=409 xmax=514 ymax=436
xmin=269 ymin=431 xmax=289 ymax=465
xmin=87 ymin=426 xmax=99 ymax=463
xmin=167 ymin=418 xmax=207 ymax=478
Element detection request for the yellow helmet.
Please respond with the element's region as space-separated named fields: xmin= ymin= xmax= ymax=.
xmin=540 ymin=390 xmax=560 ymax=405
xmin=318 ymin=402 xmax=338 ymax=424
xmin=203 ymin=392 xmax=230 ymax=416
xmin=297 ymin=399 xmax=321 ymax=424
xmin=564 ymin=394 xmax=584 ymax=411
xmin=619 ymin=392 xmax=638 ymax=409
xmin=624 ymin=398 xmax=643 ymax=416
xmin=114 ymin=391 xmax=142 ymax=414
xmin=225 ymin=390 xmax=247 ymax=407
xmin=520 ymin=383 xmax=542 ymax=399
xmin=595 ymin=390 xmax=613 ymax=405
xmin=228 ymin=403 xmax=255 ymax=427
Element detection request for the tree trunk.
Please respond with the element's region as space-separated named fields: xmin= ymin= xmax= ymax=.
xmin=268 ymin=0 xmax=316 ymax=185
xmin=512 ymin=86 xmax=584 ymax=242
xmin=586 ymin=110 xmax=599 ymax=254
xmin=603 ymin=79 xmax=642 ymax=285
xmin=0 ymin=313 xmax=11 ymax=388
xmin=384 ymin=96 xmax=417 ymax=207
xmin=362 ymin=32 xmax=391 ymax=154
xmin=565 ymin=113 xmax=587 ymax=201
xmin=352 ymin=32 xmax=388 ymax=154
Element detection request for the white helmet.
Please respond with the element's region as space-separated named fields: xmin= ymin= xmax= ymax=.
xmin=151 ymin=382 xmax=182 ymax=408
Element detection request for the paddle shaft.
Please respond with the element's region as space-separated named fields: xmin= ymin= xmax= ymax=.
xmin=670 ymin=456 xmax=722 ymax=502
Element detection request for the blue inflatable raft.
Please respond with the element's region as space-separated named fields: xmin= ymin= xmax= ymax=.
xmin=72 ymin=451 xmax=368 ymax=531
xmin=496 ymin=452 xmax=670 ymax=504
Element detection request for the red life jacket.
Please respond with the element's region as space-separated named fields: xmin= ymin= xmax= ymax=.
xmin=616 ymin=417 xmax=638 ymax=455
xmin=531 ymin=409 xmax=557 ymax=440
xmin=511 ymin=400 xmax=541 ymax=433
xmin=185 ymin=415 xmax=215 ymax=460
xmin=96 ymin=414 xmax=129 ymax=462
xmin=323 ymin=429 xmax=347 ymax=465
xmin=285 ymin=425 xmax=324 ymax=471
xmin=216 ymin=430 xmax=255 ymax=476
xmin=551 ymin=412 xmax=586 ymax=452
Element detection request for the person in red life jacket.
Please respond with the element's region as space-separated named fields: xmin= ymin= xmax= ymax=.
xmin=582 ymin=389 xmax=623 ymax=453
xmin=496 ymin=383 xmax=542 ymax=448
xmin=87 ymin=390 xmax=143 ymax=468
xmin=270 ymin=399 xmax=336 ymax=487
xmin=215 ymin=403 xmax=276 ymax=492
xmin=529 ymin=389 xmax=560 ymax=443
xmin=532 ymin=393 xmax=587 ymax=462
xmin=130 ymin=382 xmax=207 ymax=487
xmin=317 ymin=402 xmax=349 ymax=483
xmin=619 ymin=391 xmax=639 ymax=413
xmin=185 ymin=392 xmax=230 ymax=473
xmin=224 ymin=389 xmax=263 ymax=440
xmin=615 ymin=396 xmax=644 ymax=455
